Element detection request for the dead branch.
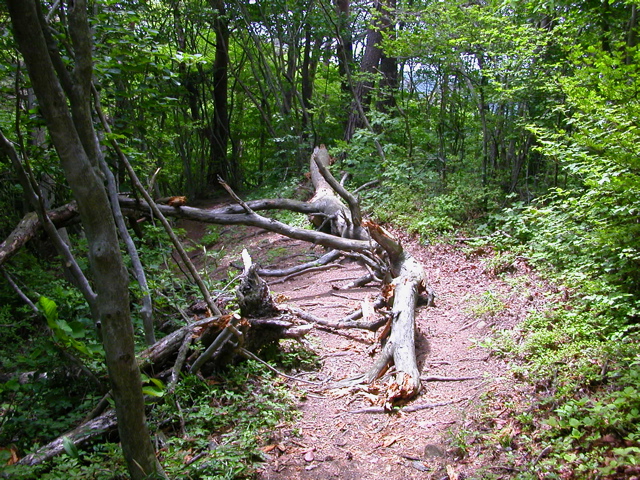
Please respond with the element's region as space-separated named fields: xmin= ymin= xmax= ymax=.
xmin=189 ymin=314 xmax=242 ymax=374
xmin=258 ymin=249 xmax=342 ymax=277
xmin=336 ymin=273 xmax=378 ymax=289
xmin=17 ymin=410 xmax=117 ymax=466
xmin=167 ymin=333 xmax=194 ymax=394
xmin=218 ymin=175 xmax=254 ymax=214
xmin=93 ymin=93 xmax=222 ymax=318
xmin=136 ymin=316 xmax=221 ymax=372
xmin=307 ymin=146 xmax=368 ymax=241
xmin=0 ymin=202 xmax=79 ymax=267
xmin=119 ymin=196 xmax=371 ymax=253
xmin=269 ymin=264 xmax=344 ymax=285
xmin=211 ymin=198 xmax=318 ymax=215
xmin=348 ymin=400 xmax=456 ymax=415
xmin=286 ymin=304 xmax=388 ymax=331
xmin=420 ymin=376 xmax=482 ymax=382
xmin=312 ymin=146 xmax=362 ymax=228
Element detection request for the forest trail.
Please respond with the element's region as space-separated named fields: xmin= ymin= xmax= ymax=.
xmin=180 ymin=203 xmax=548 ymax=480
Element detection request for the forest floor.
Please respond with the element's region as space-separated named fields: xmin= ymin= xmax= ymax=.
xmin=180 ymin=200 xmax=552 ymax=480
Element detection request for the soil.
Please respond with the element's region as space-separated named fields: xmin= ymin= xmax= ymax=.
xmin=179 ymin=201 xmax=551 ymax=480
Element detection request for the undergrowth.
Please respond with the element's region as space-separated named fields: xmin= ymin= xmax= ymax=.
xmin=2 ymin=360 xmax=302 ymax=479
xmin=0 ymin=221 xmax=311 ymax=480
xmin=458 ymin=197 xmax=640 ymax=479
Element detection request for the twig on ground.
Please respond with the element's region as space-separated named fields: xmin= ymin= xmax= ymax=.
xmin=330 ymin=292 xmax=361 ymax=301
xmin=532 ymin=445 xmax=553 ymax=466
xmin=269 ymin=263 xmax=344 ymax=285
xmin=338 ymin=273 xmax=378 ymax=289
xmin=460 ymin=380 xmax=494 ymax=398
xmin=239 ymin=348 xmax=325 ymax=386
xmin=347 ymin=398 xmax=467 ymax=415
xmin=420 ymin=375 xmax=482 ymax=382
xmin=459 ymin=318 xmax=486 ymax=331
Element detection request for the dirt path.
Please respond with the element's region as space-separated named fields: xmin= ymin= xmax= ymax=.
xmin=180 ymin=208 xmax=548 ymax=480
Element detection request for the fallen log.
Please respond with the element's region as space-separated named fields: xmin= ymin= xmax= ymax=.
xmin=118 ymin=196 xmax=371 ymax=254
xmin=348 ymin=221 xmax=430 ymax=407
xmin=17 ymin=410 xmax=117 ymax=466
xmin=2 ymin=144 xmax=433 ymax=411
xmin=179 ymin=146 xmax=433 ymax=406
xmin=0 ymin=202 xmax=79 ymax=267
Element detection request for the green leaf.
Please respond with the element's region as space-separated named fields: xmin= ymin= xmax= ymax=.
xmin=142 ymin=385 xmax=165 ymax=397
xmin=62 ymin=436 xmax=80 ymax=458
xmin=39 ymin=296 xmax=58 ymax=325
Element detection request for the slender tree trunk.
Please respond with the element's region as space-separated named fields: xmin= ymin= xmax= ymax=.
xmin=376 ymin=0 xmax=398 ymax=113
xmin=301 ymin=24 xmax=320 ymax=146
xmin=627 ymin=4 xmax=638 ymax=64
xmin=208 ymin=0 xmax=237 ymax=187
xmin=335 ymin=0 xmax=354 ymax=95
xmin=344 ymin=0 xmax=384 ymax=142
xmin=6 ymin=2 xmax=164 ymax=478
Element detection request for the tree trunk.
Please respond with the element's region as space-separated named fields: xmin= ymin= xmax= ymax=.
xmin=335 ymin=0 xmax=354 ymax=95
xmin=375 ymin=0 xmax=397 ymax=114
xmin=344 ymin=0 xmax=384 ymax=142
xmin=207 ymin=0 xmax=238 ymax=188
xmin=6 ymin=2 xmax=164 ymax=478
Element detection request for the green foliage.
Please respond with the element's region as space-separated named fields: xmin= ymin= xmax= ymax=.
xmin=152 ymin=361 xmax=299 ymax=479
xmin=460 ymin=18 xmax=640 ymax=475
xmin=362 ymin=169 xmax=493 ymax=241
xmin=520 ymin=44 xmax=640 ymax=324
xmin=259 ymin=339 xmax=321 ymax=373
xmin=39 ymin=296 xmax=104 ymax=360
xmin=1 ymin=441 xmax=129 ymax=480
xmin=201 ymin=224 xmax=222 ymax=246
xmin=3 ymin=359 xmax=300 ymax=480
xmin=0 ymin=361 xmax=101 ymax=455
xmin=466 ymin=290 xmax=507 ymax=319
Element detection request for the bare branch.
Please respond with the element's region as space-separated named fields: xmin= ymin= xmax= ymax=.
xmin=92 ymin=87 xmax=222 ymax=318
xmin=218 ymin=175 xmax=254 ymax=214
xmin=0 ymin=129 xmax=98 ymax=314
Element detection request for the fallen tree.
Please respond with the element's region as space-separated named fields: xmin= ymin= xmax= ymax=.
xmin=1 ymin=145 xmax=434 ymax=467
xmin=0 ymin=202 xmax=79 ymax=267
xmin=2 ymin=145 xmax=432 ymax=410
xmin=121 ymin=145 xmax=432 ymax=406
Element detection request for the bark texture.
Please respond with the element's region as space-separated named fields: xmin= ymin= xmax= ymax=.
xmin=6 ymin=2 xmax=163 ymax=478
